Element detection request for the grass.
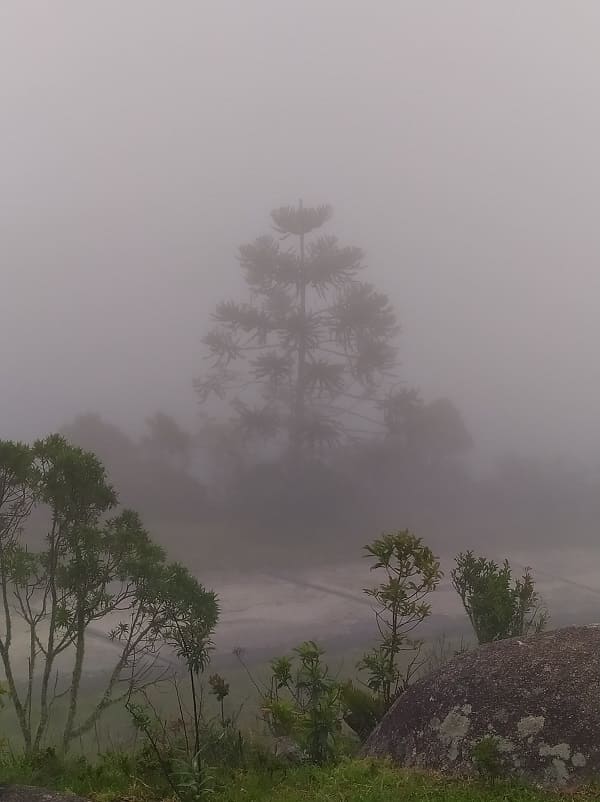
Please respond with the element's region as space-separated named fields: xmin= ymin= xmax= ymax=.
xmin=0 ymin=753 xmax=599 ymax=802
xmin=212 ymin=760 xmax=598 ymax=801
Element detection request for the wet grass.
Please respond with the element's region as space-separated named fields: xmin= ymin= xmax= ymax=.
xmin=0 ymin=753 xmax=598 ymax=802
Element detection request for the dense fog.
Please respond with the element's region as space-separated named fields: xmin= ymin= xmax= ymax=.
xmin=7 ymin=8 xmax=600 ymax=774
xmin=4 ymin=1 xmax=600 ymax=569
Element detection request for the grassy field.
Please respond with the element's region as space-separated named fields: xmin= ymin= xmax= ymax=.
xmin=215 ymin=761 xmax=599 ymax=802
xmin=0 ymin=754 xmax=597 ymax=802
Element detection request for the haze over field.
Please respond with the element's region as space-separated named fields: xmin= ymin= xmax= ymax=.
xmin=6 ymin=8 xmax=600 ymax=774
xmin=3 ymin=1 xmax=600 ymax=461
xmin=3 ymin=2 xmax=600 ymax=631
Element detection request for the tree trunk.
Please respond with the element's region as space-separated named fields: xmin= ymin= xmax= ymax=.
xmin=34 ymin=524 xmax=60 ymax=752
xmin=0 ymin=644 xmax=31 ymax=752
xmin=62 ymin=610 xmax=86 ymax=752
xmin=292 ymin=200 xmax=307 ymax=457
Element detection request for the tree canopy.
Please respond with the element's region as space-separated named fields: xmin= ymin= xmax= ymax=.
xmin=195 ymin=201 xmax=401 ymax=458
xmin=0 ymin=434 xmax=218 ymax=753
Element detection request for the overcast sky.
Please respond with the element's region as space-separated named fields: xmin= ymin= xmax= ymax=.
xmin=3 ymin=1 xmax=600 ymax=460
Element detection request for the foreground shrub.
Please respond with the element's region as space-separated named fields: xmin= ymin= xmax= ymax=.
xmin=452 ymin=551 xmax=547 ymax=644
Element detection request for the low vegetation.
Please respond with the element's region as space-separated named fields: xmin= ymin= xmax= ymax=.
xmin=0 ymin=434 xmax=556 ymax=800
xmin=0 ymin=753 xmax=596 ymax=801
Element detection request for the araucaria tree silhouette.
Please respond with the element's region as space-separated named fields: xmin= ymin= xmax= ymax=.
xmin=195 ymin=201 xmax=400 ymax=458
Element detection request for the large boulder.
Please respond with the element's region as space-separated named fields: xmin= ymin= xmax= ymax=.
xmin=363 ymin=625 xmax=600 ymax=787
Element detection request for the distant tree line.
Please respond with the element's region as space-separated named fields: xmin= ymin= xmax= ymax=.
xmin=55 ymin=202 xmax=600 ymax=559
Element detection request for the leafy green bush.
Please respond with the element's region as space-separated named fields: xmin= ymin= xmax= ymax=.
xmin=238 ymin=641 xmax=344 ymax=765
xmin=471 ymin=736 xmax=503 ymax=780
xmin=452 ymin=552 xmax=547 ymax=644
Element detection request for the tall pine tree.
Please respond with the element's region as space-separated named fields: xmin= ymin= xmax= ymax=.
xmin=195 ymin=202 xmax=400 ymax=458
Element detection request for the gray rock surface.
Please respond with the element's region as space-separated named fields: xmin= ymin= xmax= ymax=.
xmin=363 ymin=625 xmax=600 ymax=786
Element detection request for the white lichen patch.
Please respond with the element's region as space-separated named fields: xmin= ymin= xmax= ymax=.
xmin=572 ymin=752 xmax=587 ymax=768
xmin=517 ymin=715 xmax=545 ymax=738
xmin=438 ymin=706 xmax=472 ymax=743
xmin=550 ymin=758 xmax=570 ymax=785
xmin=434 ymin=705 xmax=472 ymax=762
xmin=494 ymin=736 xmax=516 ymax=753
xmin=539 ymin=742 xmax=571 ymax=760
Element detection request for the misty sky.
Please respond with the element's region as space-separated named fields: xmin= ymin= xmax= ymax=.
xmin=3 ymin=1 xmax=600 ymax=461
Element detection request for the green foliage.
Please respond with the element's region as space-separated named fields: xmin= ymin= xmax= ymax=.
xmin=0 ymin=435 xmax=218 ymax=754
xmin=451 ymin=552 xmax=547 ymax=644
xmin=0 ymin=754 xmax=584 ymax=802
xmin=128 ymin=579 xmax=234 ymax=802
xmin=159 ymin=561 xmax=219 ymax=675
xmin=209 ymin=759 xmax=572 ymax=802
xmin=172 ymin=752 xmax=215 ymax=801
xmin=128 ymin=678 xmax=245 ymax=802
xmin=252 ymin=641 xmax=344 ymax=765
xmin=128 ymin=700 xmax=213 ymax=801
xmin=471 ymin=736 xmax=504 ymax=781
xmin=209 ymin=673 xmax=230 ymax=727
xmin=358 ymin=531 xmax=442 ymax=711
xmin=31 ymin=432 xmax=118 ymax=520
xmin=0 ymin=748 xmax=145 ymax=800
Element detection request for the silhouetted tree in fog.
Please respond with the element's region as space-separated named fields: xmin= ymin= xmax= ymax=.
xmin=382 ymin=390 xmax=472 ymax=466
xmin=195 ymin=202 xmax=400 ymax=458
xmin=142 ymin=412 xmax=192 ymax=471
xmin=61 ymin=414 xmax=209 ymax=526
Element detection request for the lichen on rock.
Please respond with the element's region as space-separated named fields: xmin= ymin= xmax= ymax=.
xmin=517 ymin=715 xmax=545 ymax=738
xmin=437 ymin=706 xmax=471 ymax=743
xmin=362 ymin=626 xmax=600 ymax=788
